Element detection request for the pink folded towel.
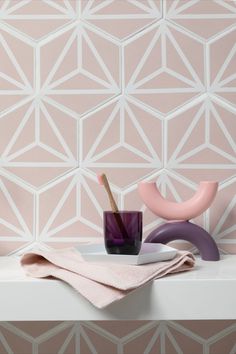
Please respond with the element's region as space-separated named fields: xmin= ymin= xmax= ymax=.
xmin=20 ymin=247 xmax=195 ymax=308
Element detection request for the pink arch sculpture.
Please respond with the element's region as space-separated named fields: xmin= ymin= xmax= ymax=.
xmin=138 ymin=181 xmax=218 ymax=220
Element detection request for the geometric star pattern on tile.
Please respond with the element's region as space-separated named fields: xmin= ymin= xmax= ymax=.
xmin=123 ymin=321 xmax=205 ymax=354
xmin=40 ymin=21 xmax=120 ymax=117
xmin=81 ymin=0 xmax=162 ymax=40
xmin=167 ymin=96 xmax=236 ymax=182
xmin=0 ymin=0 xmax=77 ymax=40
xmin=0 ymin=99 xmax=77 ymax=188
xmin=165 ymin=0 xmax=236 ymax=40
xmin=81 ymin=96 xmax=163 ymax=188
xmin=0 ymin=0 xmax=235 ymax=259
xmin=0 ymin=1 xmax=235 ymax=349
xmin=1 ymin=320 xmax=235 ymax=354
xmin=124 ymin=20 xmax=205 ymax=114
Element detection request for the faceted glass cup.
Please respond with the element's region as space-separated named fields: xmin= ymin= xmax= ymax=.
xmin=103 ymin=211 xmax=142 ymax=255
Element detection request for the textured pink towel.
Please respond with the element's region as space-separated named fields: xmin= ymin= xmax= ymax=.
xmin=20 ymin=247 xmax=195 ymax=308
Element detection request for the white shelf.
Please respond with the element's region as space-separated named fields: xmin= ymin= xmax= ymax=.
xmin=0 ymin=255 xmax=236 ymax=321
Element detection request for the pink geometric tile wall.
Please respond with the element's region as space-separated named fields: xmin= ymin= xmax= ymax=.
xmin=0 ymin=0 xmax=235 ymax=353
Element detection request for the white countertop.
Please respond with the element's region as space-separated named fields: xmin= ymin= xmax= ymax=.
xmin=0 ymin=255 xmax=236 ymax=321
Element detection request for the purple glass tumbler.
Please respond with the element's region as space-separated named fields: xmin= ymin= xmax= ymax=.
xmin=104 ymin=211 xmax=142 ymax=255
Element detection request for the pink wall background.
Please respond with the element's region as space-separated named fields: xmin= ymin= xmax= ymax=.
xmin=0 ymin=0 xmax=235 ymax=353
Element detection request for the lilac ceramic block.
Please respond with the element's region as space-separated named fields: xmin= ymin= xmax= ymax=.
xmin=145 ymin=221 xmax=220 ymax=261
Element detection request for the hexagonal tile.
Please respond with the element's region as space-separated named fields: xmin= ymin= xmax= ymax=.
xmin=0 ymin=0 xmax=76 ymax=40
xmin=124 ymin=21 xmax=205 ymax=114
xmin=81 ymin=96 xmax=163 ymax=189
xmin=166 ymin=96 xmax=236 ymax=183
xmin=81 ymin=0 xmax=162 ymax=40
xmin=40 ymin=21 xmax=121 ymax=117
xmin=165 ymin=0 xmax=236 ymax=40
xmin=0 ymin=99 xmax=77 ymax=188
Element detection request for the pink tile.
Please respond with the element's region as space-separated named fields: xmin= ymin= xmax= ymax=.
xmin=177 ymin=147 xmax=233 ymax=165
xmin=167 ymin=101 xmax=204 ymax=159
xmin=82 ymin=26 xmax=120 ymax=86
xmin=41 ymin=23 xmax=120 ymax=116
xmin=80 ymin=325 xmax=117 ymax=354
xmin=0 ymin=28 xmax=34 ymax=83
xmin=167 ymin=23 xmax=205 ymax=84
xmin=167 ymin=97 xmax=236 ymax=182
xmin=38 ymin=173 xmax=75 ymax=235
xmin=166 ymin=0 xmax=236 ymax=39
xmin=176 ymin=1 xmax=234 ymax=15
xmin=0 ymin=96 xmax=29 ymax=113
xmin=125 ymin=22 xmax=204 ymax=114
xmin=2 ymin=0 xmax=75 ymax=40
xmin=10 ymin=321 xmax=63 ymax=337
xmin=0 ymin=99 xmax=77 ymax=188
xmin=0 ymin=32 xmax=24 ymax=84
xmin=209 ymin=329 xmax=236 ymax=354
xmin=38 ymin=326 xmax=75 ymax=354
xmin=40 ymin=102 xmax=77 ymax=158
xmin=6 ymin=0 xmax=70 ymax=15
xmin=48 ymin=92 xmax=116 ymax=116
xmin=5 ymin=166 xmax=73 ymax=189
xmin=93 ymin=321 xmax=151 ymax=338
xmin=124 ymin=26 xmax=160 ymax=84
xmin=176 ymin=320 xmax=236 ymax=339
xmin=215 ymin=92 xmax=236 ymax=109
xmin=165 ymin=324 xmax=203 ymax=354
xmin=82 ymin=96 xmax=162 ymax=188
xmin=133 ymin=92 xmax=200 ymax=115
xmin=210 ymin=28 xmax=236 ymax=107
xmin=0 ymin=27 xmax=33 ymax=112
xmin=79 ymin=337 xmax=92 ymax=354
xmin=172 ymin=168 xmax=235 ymax=186
xmin=0 ymin=101 xmax=30 ymax=156
xmin=82 ymin=0 xmax=162 ymax=40
xmin=209 ymin=102 xmax=236 ymax=158
xmin=124 ymin=326 xmax=160 ymax=354
xmin=3 ymin=321 xmax=236 ymax=354
xmin=0 ymin=325 xmax=32 ymax=353
xmin=1 ymin=175 xmax=34 ymax=232
xmin=40 ymin=26 xmax=77 ymax=86
xmin=210 ymin=29 xmax=236 ymax=86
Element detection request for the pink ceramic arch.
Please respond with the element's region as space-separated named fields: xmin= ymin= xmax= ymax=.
xmin=138 ymin=181 xmax=218 ymax=220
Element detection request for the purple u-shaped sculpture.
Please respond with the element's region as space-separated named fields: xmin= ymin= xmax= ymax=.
xmin=144 ymin=221 xmax=220 ymax=261
xmin=138 ymin=181 xmax=220 ymax=261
